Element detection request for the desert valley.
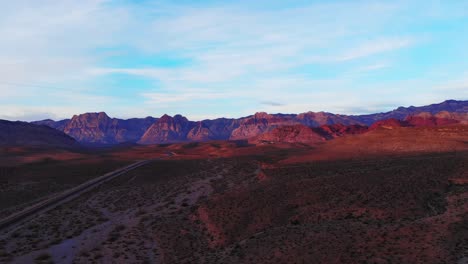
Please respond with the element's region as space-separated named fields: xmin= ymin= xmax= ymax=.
xmin=0 ymin=100 xmax=467 ymax=263
xmin=2 ymin=1 xmax=468 ymax=263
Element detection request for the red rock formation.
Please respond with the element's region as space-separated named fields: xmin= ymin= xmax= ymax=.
xmin=296 ymin=112 xmax=364 ymax=126
xmin=63 ymin=112 xmax=117 ymax=144
xmin=230 ymin=112 xmax=292 ymax=140
xmin=369 ymin=118 xmax=409 ymax=130
xmin=186 ymin=122 xmax=215 ymax=141
xmin=316 ymin=124 xmax=368 ymax=139
xmin=254 ymin=124 xmax=325 ymax=144
xmin=138 ymin=114 xmax=194 ymax=144
xmin=405 ymin=112 xmax=462 ymax=127
xmin=28 ymin=100 xmax=468 ymax=145
xmin=62 ymin=112 xmax=156 ymax=144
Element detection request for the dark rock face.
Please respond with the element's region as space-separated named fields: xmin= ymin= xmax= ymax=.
xmin=315 ymin=124 xmax=369 ymax=139
xmin=32 ymin=119 xmax=70 ymax=131
xmin=113 ymin=116 xmax=158 ymax=143
xmin=199 ymin=118 xmax=240 ymax=140
xmin=0 ymin=120 xmax=77 ymax=147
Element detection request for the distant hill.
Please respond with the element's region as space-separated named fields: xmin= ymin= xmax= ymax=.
xmin=0 ymin=120 xmax=77 ymax=147
xmin=30 ymin=100 xmax=467 ymax=145
xmin=352 ymin=99 xmax=468 ymax=124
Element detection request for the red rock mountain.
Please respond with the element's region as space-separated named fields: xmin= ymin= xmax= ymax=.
xmin=0 ymin=120 xmax=77 ymax=147
xmin=199 ymin=118 xmax=241 ymax=140
xmin=296 ymin=112 xmax=364 ymax=126
xmin=63 ymin=112 xmax=157 ymax=145
xmin=29 ymin=100 xmax=468 ymax=145
xmin=230 ymin=112 xmax=293 ymax=140
xmin=138 ymin=114 xmax=194 ymax=144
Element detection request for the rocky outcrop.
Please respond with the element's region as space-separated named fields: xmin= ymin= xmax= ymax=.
xmin=369 ymin=118 xmax=409 ymax=130
xmin=316 ymin=124 xmax=368 ymax=139
xmin=405 ymin=112 xmax=465 ymax=127
xmin=254 ymin=124 xmax=325 ymax=143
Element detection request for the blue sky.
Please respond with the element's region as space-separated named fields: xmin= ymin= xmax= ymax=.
xmin=0 ymin=0 xmax=467 ymax=121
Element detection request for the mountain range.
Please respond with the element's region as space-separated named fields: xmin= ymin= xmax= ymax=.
xmin=9 ymin=99 xmax=465 ymax=146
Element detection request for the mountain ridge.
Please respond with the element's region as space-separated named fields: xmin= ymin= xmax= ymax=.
xmin=29 ymin=100 xmax=468 ymax=145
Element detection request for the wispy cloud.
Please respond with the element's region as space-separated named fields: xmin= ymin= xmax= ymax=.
xmin=0 ymin=0 xmax=466 ymax=120
xmin=260 ymin=101 xmax=284 ymax=107
xmin=335 ymin=38 xmax=413 ymax=62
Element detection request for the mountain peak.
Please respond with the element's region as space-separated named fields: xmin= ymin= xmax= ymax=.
xmin=254 ymin=112 xmax=271 ymax=119
xmin=159 ymin=114 xmax=173 ymax=121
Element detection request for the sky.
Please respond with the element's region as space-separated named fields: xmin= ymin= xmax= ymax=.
xmin=0 ymin=0 xmax=467 ymax=121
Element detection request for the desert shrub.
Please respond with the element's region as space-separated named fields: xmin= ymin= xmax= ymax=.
xmin=182 ymin=142 xmax=199 ymax=149
xmin=35 ymin=252 xmax=51 ymax=261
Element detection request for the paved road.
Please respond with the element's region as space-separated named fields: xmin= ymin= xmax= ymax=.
xmin=0 ymin=160 xmax=151 ymax=232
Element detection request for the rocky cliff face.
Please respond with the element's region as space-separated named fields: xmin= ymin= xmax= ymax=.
xmin=230 ymin=112 xmax=293 ymax=140
xmin=114 ymin=116 xmax=158 ymax=143
xmin=186 ymin=122 xmax=215 ymax=141
xmin=0 ymin=120 xmax=77 ymax=147
xmin=199 ymin=118 xmax=241 ymax=140
xmin=37 ymin=113 xmax=156 ymax=145
xmin=63 ymin=112 xmax=116 ymax=144
xmin=138 ymin=114 xmax=194 ymax=144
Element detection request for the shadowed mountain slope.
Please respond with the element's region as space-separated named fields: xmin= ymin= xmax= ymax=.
xmin=0 ymin=120 xmax=77 ymax=147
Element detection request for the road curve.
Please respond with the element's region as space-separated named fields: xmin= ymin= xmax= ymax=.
xmin=0 ymin=160 xmax=151 ymax=231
